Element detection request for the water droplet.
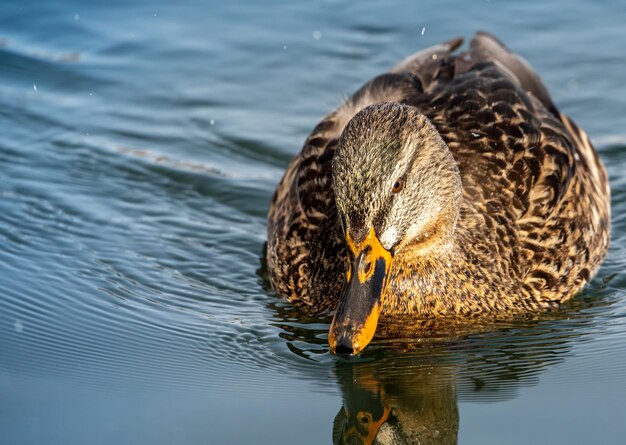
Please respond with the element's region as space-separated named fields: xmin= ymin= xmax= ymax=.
xmin=74 ymin=14 xmax=80 ymax=20
xmin=312 ymin=30 xmax=322 ymax=41
xmin=432 ymin=54 xmax=438 ymax=60
xmin=33 ymin=84 xmax=37 ymax=91
xmin=421 ymin=27 xmax=426 ymax=36
xmin=283 ymin=45 xmax=287 ymax=50
xmin=210 ymin=119 xmax=215 ymax=126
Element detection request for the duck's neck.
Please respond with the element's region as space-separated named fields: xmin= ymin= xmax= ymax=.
xmin=383 ymin=199 xmax=521 ymax=318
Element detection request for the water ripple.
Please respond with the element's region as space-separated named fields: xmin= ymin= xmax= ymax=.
xmin=1 ymin=4 xmax=626 ymax=443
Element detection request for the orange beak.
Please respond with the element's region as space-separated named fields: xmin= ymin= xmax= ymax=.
xmin=329 ymin=228 xmax=393 ymax=355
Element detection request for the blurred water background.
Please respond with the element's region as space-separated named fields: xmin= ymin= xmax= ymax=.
xmin=1 ymin=1 xmax=626 ymax=443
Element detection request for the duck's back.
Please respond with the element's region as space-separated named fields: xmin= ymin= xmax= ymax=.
xmin=267 ymin=32 xmax=610 ymax=313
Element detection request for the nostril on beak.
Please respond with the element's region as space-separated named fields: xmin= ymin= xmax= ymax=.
xmin=363 ymin=261 xmax=372 ymax=275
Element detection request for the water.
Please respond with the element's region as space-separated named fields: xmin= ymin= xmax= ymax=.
xmin=1 ymin=1 xmax=626 ymax=443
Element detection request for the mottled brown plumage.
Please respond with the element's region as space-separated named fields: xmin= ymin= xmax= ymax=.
xmin=266 ymin=32 xmax=610 ymax=350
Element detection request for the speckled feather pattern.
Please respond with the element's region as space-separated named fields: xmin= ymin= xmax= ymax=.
xmin=266 ymin=33 xmax=610 ymax=319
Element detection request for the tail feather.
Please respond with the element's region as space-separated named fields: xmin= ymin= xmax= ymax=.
xmin=392 ymin=32 xmax=560 ymax=116
xmin=390 ymin=37 xmax=464 ymax=91
xmin=466 ymin=31 xmax=559 ymax=116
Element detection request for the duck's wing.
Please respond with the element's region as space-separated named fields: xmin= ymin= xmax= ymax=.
xmin=460 ymin=31 xmax=560 ymax=116
xmin=390 ymin=36 xmax=464 ymax=89
xmin=425 ymin=31 xmax=607 ymax=217
xmin=404 ymin=33 xmax=610 ymax=299
xmin=466 ymin=30 xmax=609 ymax=203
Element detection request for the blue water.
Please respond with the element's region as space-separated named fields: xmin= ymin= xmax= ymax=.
xmin=1 ymin=1 xmax=626 ymax=444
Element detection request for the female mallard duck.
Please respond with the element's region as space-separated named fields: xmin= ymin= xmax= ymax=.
xmin=266 ymin=32 xmax=610 ymax=355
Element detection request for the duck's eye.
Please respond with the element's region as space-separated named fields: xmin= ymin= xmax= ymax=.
xmin=392 ymin=179 xmax=404 ymax=193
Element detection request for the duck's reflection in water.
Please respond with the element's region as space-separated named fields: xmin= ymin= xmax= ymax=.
xmin=265 ymin=283 xmax=614 ymax=445
xmin=332 ymin=359 xmax=458 ymax=445
xmin=327 ymin=301 xmax=611 ymax=445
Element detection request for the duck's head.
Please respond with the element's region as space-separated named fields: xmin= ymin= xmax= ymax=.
xmin=329 ymin=102 xmax=462 ymax=355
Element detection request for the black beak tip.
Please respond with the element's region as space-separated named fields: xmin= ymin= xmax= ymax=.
xmin=333 ymin=336 xmax=355 ymax=356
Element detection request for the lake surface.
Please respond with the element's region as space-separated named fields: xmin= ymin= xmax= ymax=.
xmin=2 ymin=1 xmax=626 ymax=443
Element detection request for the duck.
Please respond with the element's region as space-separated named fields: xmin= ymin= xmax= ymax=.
xmin=266 ymin=31 xmax=610 ymax=355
